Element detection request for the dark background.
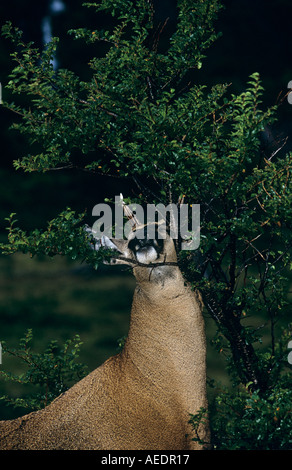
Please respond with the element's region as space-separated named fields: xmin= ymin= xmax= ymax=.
xmin=0 ymin=0 xmax=291 ymax=419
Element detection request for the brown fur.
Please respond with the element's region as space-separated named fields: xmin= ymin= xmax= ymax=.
xmin=0 ymin=233 xmax=209 ymax=450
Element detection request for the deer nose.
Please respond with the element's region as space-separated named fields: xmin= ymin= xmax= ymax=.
xmin=137 ymin=238 xmax=152 ymax=248
xmin=129 ymin=237 xmax=157 ymax=254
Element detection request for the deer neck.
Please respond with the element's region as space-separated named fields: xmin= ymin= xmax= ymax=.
xmin=121 ymin=265 xmax=207 ymax=410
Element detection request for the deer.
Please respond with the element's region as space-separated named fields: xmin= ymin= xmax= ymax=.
xmin=0 ymin=198 xmax=210 ymax=450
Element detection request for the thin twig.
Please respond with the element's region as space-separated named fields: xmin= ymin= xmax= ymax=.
xmin=116 ymin=255 xmax=178 ymax=268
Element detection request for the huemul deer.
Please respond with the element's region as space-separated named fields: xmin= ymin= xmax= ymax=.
xmin=0 ymin=203 xmax=210 ymax=450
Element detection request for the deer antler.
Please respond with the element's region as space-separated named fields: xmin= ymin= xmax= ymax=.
xmin=120 ymin=193 xmax=141 ymax=231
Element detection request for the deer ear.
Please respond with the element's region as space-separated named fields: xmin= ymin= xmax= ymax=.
xmin=87 ymin=232 xmax=132 ymax=266
xmin=109 ymin=238 xmax=129 ymax=256
xmin=85 ymin=226 xmax=126 ymax=256
xmin=94 ymin=234 xmax=130 ymax=258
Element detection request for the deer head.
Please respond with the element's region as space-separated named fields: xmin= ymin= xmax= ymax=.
xmin=86 ymin=195 xmax=178 ymax=283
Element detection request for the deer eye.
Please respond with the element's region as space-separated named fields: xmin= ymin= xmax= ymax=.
xmin=128 ymin=238 xmax=140 ymax=253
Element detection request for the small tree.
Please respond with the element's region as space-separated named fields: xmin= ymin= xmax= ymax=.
xmin=0 ymin=330 xmax=88 ymax=413
xmin=1 ymin=0 xmax=291 ymax=448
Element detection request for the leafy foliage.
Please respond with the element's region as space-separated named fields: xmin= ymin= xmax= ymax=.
xmin=1 ymin=1 xmax=222 ymax=175
xmin=0 ymin=329 xmax=88 ymax=411
xmin=190 ymin=326 xmax=292 ymax=449
xmin=1 ymin=0 xmax=292 ymax=447
xmin=210 ymin=374 xmax=292 ymax=450
xmin=0 ymin=209 xmax=113 ymax=269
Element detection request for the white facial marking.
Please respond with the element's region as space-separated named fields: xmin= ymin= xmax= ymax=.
xmin=136 ymin=246 xmax=158 ymax=264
